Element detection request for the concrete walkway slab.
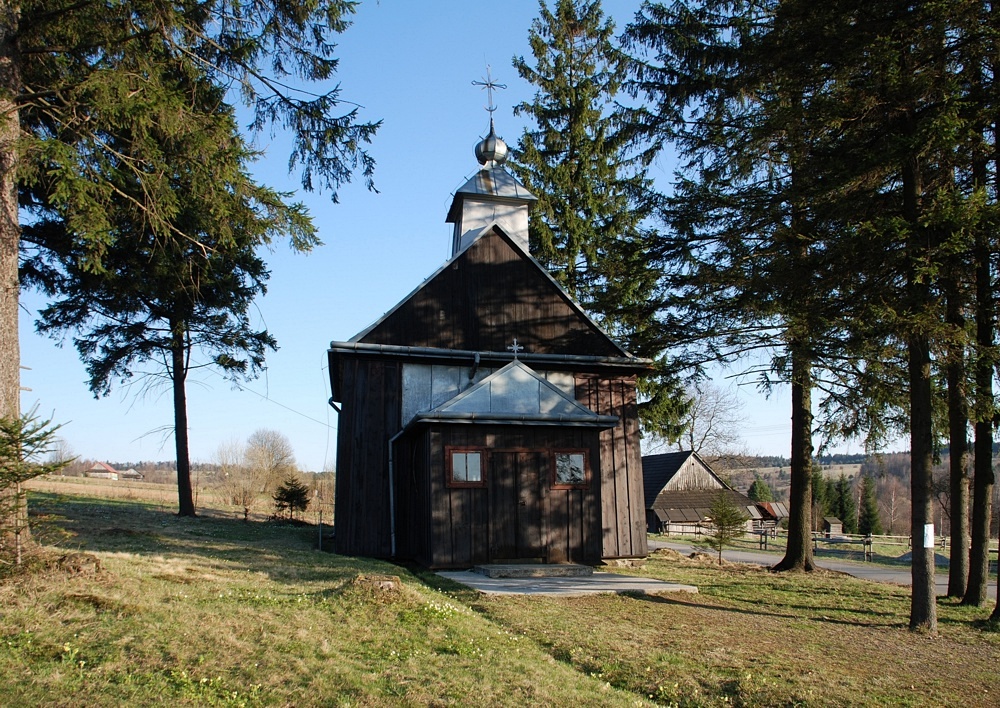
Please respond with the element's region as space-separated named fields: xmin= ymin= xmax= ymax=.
xmin=438 ymin=569 xmax=698 ymax=597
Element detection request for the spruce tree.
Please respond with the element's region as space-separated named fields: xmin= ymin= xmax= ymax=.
xmin=512 ymin=0 xmax=687 ymax=440
xmin=624 ymin=0 xmax=855 ymax=573
xmin=1 ymin=0 xmax=377 ymax=527
xmin=858 ymin=475 xmax=883 ymax=536
xmin=811 ymin=468 xmax=830 ymax=530
xmin=832 ymin=475 xmax=858 ymax=535
xmin=21 ymin=71 xmax=314 ymax=517
xmin=626 ymin=0 xmax=997 ymax=632
xmin=705 ymin=491 xmax=748 ymax=565
xmin=748 ymin=477 xmax=774 ymax=503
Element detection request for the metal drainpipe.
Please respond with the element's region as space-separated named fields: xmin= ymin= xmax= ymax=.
xmin=387 ymin=429 xmax=404 ymax=559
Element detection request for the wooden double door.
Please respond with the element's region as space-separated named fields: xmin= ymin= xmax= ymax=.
xmin=488 ymin=450 xmax=547 ymax=561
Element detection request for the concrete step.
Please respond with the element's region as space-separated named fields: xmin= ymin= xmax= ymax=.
xmin=472 ymin=563 xmax=594 ymax=578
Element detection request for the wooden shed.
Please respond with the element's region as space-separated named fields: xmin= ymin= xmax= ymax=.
xmin=642 ymin=451 xmax=760 ymax=533
xmin=328 ymin=126 xmax=651 ymax=568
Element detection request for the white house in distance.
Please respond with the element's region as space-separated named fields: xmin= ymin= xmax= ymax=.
xmin=85 ymin=462 xmax=119 ymax=481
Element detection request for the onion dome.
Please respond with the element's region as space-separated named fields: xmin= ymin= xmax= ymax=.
xmin=474 ymin=119 xmax=508 ymax=166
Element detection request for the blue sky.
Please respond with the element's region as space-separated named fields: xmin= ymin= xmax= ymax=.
xmin=18 ymin=0 xmax=823 ymax=472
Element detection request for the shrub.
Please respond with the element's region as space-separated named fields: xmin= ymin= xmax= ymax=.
xmin=272 ymin=477 xmax=310 ymax=520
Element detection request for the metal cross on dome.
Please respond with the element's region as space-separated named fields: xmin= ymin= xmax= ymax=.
xmin=472 ymin=65 xmax=507 ymax=117
xmin=507 ymin=338 xmax=524 ymax=358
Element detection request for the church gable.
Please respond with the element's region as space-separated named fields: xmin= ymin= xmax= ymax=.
xmin=356 ymin=226 xmax=625 ymax=358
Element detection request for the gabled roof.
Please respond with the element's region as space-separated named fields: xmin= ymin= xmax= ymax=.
xmin=641 ymin=451 xmax=731 ymax=509
xmin=410 ymin=360 xmax=618 ymax=429
xmin=347 ymin=223 xmax=634 ymax=360
xmin=88 ymin=461 xmax=118 ymax=473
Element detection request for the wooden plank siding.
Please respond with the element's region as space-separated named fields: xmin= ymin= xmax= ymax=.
xmin=422 ymin=426 xmax=601 ymax=568
xmin=358 ymin=229 xmax=622 ymax=358
xmin=333 ymin=357 xmax=402 ymax=558
xmin=576 ymin=373 xmax=647 ymax=559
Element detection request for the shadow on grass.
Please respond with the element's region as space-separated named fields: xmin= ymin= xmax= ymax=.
xmin=626 ymin=583 xmax=912 ymax=629
xmin=625 ymin=590 xmax=799 ymax=621
xmin=27 ymin=491 xmax=394 ymax=588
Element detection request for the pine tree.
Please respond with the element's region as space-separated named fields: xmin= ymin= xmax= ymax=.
xmin=705 ymin=491 xmax=749 ymax=565
xmin=273 ymin=477 xmax=311 ymax=520
xmin=21 ymin=67 xmax=315 ymax=518
xmin=748 ymin=477 xmax=774 ymax=503
xmin=2 ymin=0 xmax=377 ymax=528
xmin=512 ymin=0 xmax=687 ymax=440
xmin=858 ymin=475 xmax=883 ymax=536
xmin=832 ymin=475 xmax=858 ymax=535
xmin=626 ymin=0 xmax=994 ymax=632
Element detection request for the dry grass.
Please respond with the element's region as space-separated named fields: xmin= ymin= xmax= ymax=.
xmin=4 ymin=489 xmax=999 ymax=706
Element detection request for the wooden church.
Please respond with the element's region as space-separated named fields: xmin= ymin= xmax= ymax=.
xmin=328 ymin=121 xmax=651 ymax=568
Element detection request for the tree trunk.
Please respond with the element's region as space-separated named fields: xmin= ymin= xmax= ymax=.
xmin=0 ymin=3 xmax=27 ymax=551
xmin=991 ymin=539 xmax=1000 ymax=622
xmin=908 ymin=332 xmax=937 ymax=632
xmin=964 ymin=297 xmax=994 ymax=606
xmin=773 ymin=344 xmax=815 ymax=571
xmin=945 ymin=291 xmax=969 ymax=598
xmin=964 ymin=120 xmax=998 ymax=608
xmin=903 ymin=148 xmax=936 ymax=632
xmin=171 ymin=323 xmax=196 ymax=517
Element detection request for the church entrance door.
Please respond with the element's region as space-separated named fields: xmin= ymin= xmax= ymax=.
xmin=489 ymin=450 xmax=546 ymax=561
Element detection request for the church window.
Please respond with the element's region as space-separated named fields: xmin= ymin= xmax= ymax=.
xmin=552 ymin=451 xmax=588 ymax=488
xmin=448 ymin=449 xmax=484 ymax=487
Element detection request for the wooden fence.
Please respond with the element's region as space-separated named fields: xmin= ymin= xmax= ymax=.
xmin=659 ymin=525 xmax=996 ymax=566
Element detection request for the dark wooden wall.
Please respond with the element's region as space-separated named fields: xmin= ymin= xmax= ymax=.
xmin=333 ymin=357 xmax=401 ymax=558
xmin=394 ymin=432 xmax=432 ymax=566
xmin=420 ymin=426 xmax=602 ymax=569
xmin=359 ymin=229 xmax=622 ymax=357
xmin=575 ymin=374 xmax=648 ymax=559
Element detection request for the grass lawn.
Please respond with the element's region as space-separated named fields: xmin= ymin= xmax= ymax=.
xmin=2 ymin=489 xmax=998 ymax=707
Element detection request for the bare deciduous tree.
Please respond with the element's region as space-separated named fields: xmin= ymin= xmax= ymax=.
xmin=216 ymin=430 xmax=296 ymax=521
xmin=877 ymin=475 xmax=910 ymax=536
xmin=646 ymin=382 xmax=748 ymax=468
xmin=216 ymin=439 xmax=258 ymax=521
xmin=245 ymin=429 xmax=297 ymax=494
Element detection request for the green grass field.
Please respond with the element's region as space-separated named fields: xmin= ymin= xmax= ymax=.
xmin=2 ymin=489 xmax=999 ymax=706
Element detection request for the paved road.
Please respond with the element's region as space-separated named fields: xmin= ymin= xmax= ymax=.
xmin=651 ymin=539 xmax=998 ymax=601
